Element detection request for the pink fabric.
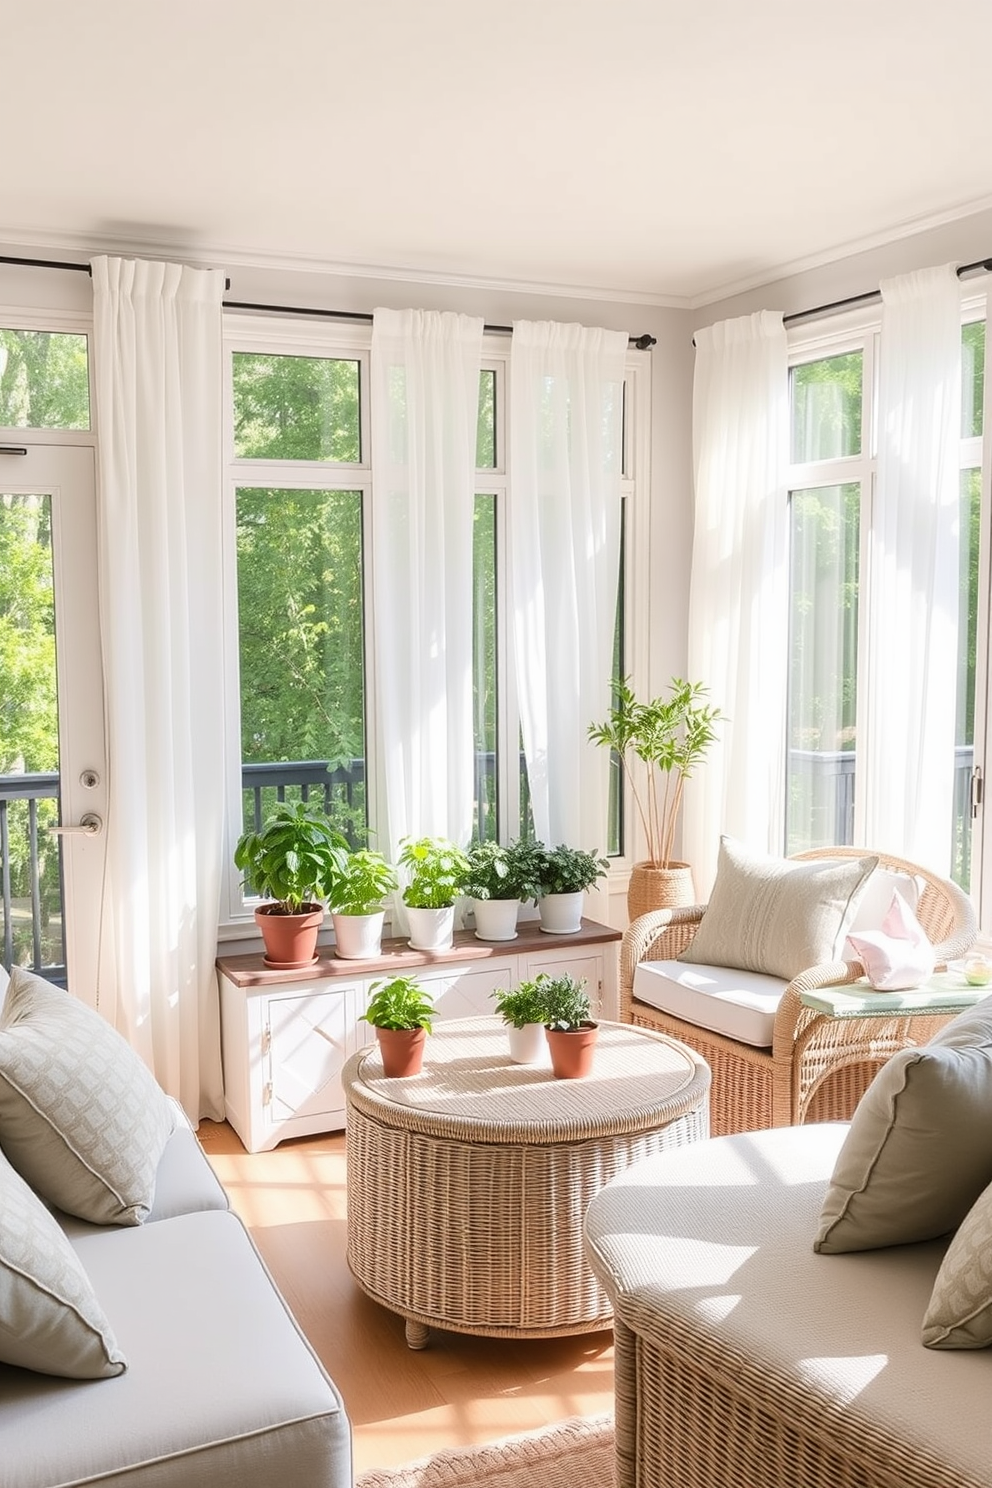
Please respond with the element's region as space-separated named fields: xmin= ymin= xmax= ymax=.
xmin=844 ymin=889 xmax=935 ymax=990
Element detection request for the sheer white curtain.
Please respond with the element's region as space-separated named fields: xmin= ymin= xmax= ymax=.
xmin=370 ymin=309 xmax=484 ymax=923
xmin=863 ymin=264 xmax=962 ymax=869
xmin=90 ymin=255 xmax=226 ymax=1122
xmin=509 ymin=321 xmax=627 ymax=853
xmin=683 ymin=310 xmax=789 ymax=897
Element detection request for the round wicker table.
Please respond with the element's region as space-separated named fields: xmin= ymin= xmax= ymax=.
xmin=342 ymin=1016 xmax=710 ymax=1347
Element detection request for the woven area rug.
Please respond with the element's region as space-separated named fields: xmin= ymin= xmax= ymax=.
xmin=355 ymin=1412 xmax=614 ymax=1488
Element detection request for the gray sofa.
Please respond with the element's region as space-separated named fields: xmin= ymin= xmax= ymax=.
xmin=586 ymin=1116 xmax=992 ymax=1488
xmin=0 ymin=966 xmax=352 ymax=1488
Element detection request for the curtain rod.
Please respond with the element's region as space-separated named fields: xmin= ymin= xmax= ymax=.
xmin=0 ymin=254 xmax=656 ymax=348
xmin=781 ymin=255 xmax=992 ymax=328
xmin=224 ymin=299 xmax=657 ymax=349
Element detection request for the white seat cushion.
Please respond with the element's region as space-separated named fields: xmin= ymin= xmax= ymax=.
xmin=633 ymin=959 xmax=786 ymax=1047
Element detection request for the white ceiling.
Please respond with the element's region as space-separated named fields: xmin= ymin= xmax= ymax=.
xmin=5 ymin=0 xmax=992 ymax=306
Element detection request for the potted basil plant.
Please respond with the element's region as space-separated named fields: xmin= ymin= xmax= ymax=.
xmin=326 ymin=848 xmax=398 ymax=960
xmin=360 ymin=974 xmax=435 ymax=1078
xmin=234 ymin=801 xmax=348 ymax=968
xmin=398 ymin=836 xmax=471 ymax=951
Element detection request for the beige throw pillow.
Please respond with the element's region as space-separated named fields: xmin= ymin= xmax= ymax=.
xmin=922 ymin=1178 xmax=992 ymax=1349
xmin=0 ymin=1144 xmax=126 ymax=1377
xmin=0 ymin=968 xmax=176 ymax=1226
xmin=680 ymin=837 xmax=878 ymax=981
xmin=814 ymin=996 xmax=992 ymax=1253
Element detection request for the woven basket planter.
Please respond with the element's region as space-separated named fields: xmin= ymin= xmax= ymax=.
xmin=627 ymin=861 xmax=695 ymax=921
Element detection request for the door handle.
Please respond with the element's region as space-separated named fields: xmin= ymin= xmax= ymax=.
xmin=50 ymin=813 xmax=103 ymax=837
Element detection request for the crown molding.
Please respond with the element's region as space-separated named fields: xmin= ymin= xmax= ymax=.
xmin=688 ymin=192 xmax=992 ymax=310
xmin=0 ymin=224 xmax=689 ymax=312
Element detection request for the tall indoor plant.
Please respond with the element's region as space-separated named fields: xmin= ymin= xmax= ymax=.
xmin=234 ymin=801 xmax=348 ymax=968
xmin=588 ymin=675 xmax=721 ymax=916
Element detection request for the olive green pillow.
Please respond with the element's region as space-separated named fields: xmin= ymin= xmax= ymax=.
xmin=680 ymin=836 xmax=877 ymax=981
xmin=815 ymin=996 xmax=992 ymax=1254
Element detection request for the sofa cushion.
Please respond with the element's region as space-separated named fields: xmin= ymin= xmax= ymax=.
xmin=922 ymin=1176 xmax=992 ymax=1349
xmin=0 ymin=1142 xmax=125 ymax=1379
xmin=814 ymin=995 xmax=992 ymax=1253
xmin=0 ymin=1209 xmax=351 ymax=1488
xmin=0 ymin=967 xmax=176 ymax=1226
xmin=679 ymin=837 xmax=877 ymax=981
xmin=632 ymin=959 xmax=786 ymax=1047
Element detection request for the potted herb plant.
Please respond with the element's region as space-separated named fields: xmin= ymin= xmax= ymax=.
xmin=460 ymin=839 xmax=544 ymax=942
xmin=540 ymin=973 xmax=598 ymax=1079
xmin=398 ymin=836 xmax=471 ymax=951
xmin=360 ymin=974 xmax=436 ymax=1077
xmin=588 ymin=675 xmax=722 ymax=917
xmin=491 ymin=977 xmax=552 ymax=1063
xmin=533 ymin=843 xmax=608 ymax=934
xmin=234 ymin=801 xmax=348 ymax=968
xmin=326 ymin=848 xmax=398 ymax=960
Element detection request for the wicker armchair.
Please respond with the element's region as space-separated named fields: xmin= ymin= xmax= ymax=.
xmin=619 ymin=846 xmax=978 ymax=1135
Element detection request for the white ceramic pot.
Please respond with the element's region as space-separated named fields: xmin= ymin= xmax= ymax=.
xmin=331 ymin=910 xmax=385 ymax=960
xmin=538 ymin=890 xmax=584 ymax=934
xmin=472 ymin=896 xmax=520 ymax=942
xmin=406 ymin=904 xmax=455 ymax=952
xmin=506 ymin=1021 xmax=546 ymax=1064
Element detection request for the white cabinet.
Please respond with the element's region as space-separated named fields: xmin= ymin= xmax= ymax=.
xmin=217 ymin=919 xmax=619 ymax=1153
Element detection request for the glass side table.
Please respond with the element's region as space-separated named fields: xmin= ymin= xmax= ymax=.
xmin=800 ymin=968 xmax=990 ymax=1020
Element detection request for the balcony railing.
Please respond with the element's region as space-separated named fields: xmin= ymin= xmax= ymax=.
xmin=2 ymin=749 xmax=977 ymax=977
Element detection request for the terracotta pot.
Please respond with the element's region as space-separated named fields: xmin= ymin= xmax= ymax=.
xmin=545 ymin=1022 xmax=599 ymax=1079
xmin=255 ymin=903 xmax=323 ymax=969
xmin=332 ymin=910 xmax=385 ymax=960
xmin=506 ymin=1021 xmax=546 ymax=1065
xmin=406 ymin=905 xmax=455 ymax=951
xmin=626 ymin=861 xmax=695 ymax=921
xmin=375 ymin=1025 xmax=427 ymax=1078
xmin=537 ymin=890 xmax=584 ymax=934
xmin=472 ymin=897 xmax=520 ymax=942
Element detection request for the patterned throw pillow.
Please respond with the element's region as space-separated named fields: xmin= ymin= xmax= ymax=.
xmin=0 ymin=968 xmax=176 ymax=1225
xmin=0 ymin=1143 xmax=126 ymax=1377
xmin=680 ymin=837 xmax=878 ymax=981
xmin=922 ymin=1178 xmax=992 ymax=1349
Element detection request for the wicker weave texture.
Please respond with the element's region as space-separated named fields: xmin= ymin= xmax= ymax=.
xmin=344 ymin=1018 xmax=710 ymax=1340
xmin=620 ymin=847 xmax=978 ymax=1136
xmin=626 ymin=861 xmax=695 ymax=921
xmin=612 ymin=1307 xmax=983 ymax=1488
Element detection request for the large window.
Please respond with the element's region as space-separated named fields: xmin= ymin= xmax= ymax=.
xmin=226 ymin=322 xmax=642 ymax=918
xmin=786 ymin=314 xmax=986 ymax=892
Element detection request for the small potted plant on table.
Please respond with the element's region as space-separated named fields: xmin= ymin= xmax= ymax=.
xmin=234 ymin=801 xmax=348 ymax=969
xmin=326 ymin=848 xmax=398 ymax=960
xmin=541 ymin=973 xmax=598 ymax=1079
xmin=360 ymin=974 xmax=436 ymax=1077
xmin=533 ymin=843 xmax=608 ymax=934
xmin=491 ymin=977 xmax=552 ymax=1064
xmin=398 ymin=836 xmax=471 ymax=951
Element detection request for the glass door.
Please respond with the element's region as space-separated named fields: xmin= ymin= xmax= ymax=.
xmin=0 ymin=442 xmax=105 ymax=999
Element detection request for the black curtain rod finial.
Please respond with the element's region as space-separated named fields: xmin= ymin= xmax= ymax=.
xmin=632 ymin=333 xmax=656 ymax=350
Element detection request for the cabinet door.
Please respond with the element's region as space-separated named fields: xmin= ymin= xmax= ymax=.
xmin=419 ymin=962 xmax=515 ymax=1020
xmin=520 ymin=947 xmax=607 ymax=1017
xmin=266 ymin=985 xmax=363 ymax=1126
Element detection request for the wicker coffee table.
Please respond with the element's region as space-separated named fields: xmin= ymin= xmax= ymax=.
xmin=342 ymin=1016 xmax=710 ymax=1347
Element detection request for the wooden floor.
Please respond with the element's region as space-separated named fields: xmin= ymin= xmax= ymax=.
xmin=196 ymin=1119 xmax=615 ymax=1476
